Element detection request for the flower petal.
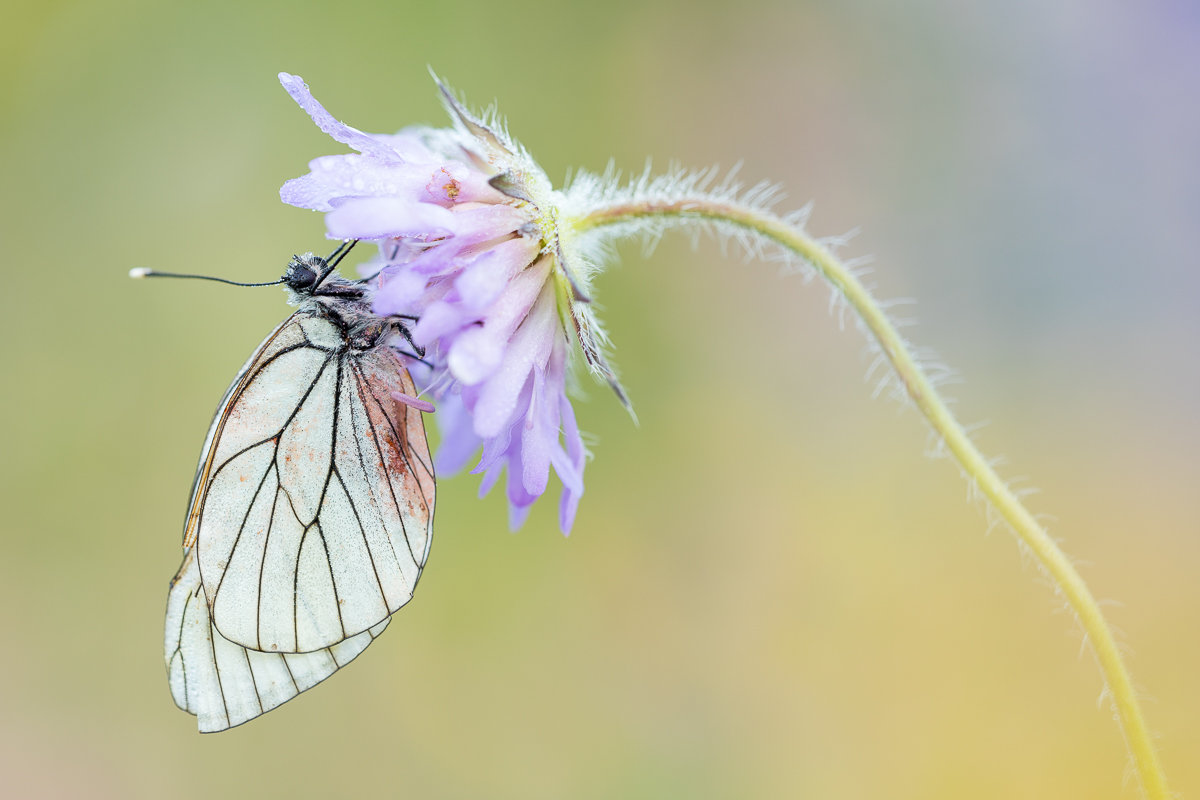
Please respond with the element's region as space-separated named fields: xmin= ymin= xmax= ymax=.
xmin=478 ymin=463 xmax=503 ymax=498
xmin=447 ymin=203 xmax=530 ymax=245
xmin=556 ymin=399 xmax=586 ymax=534
xmin=279 ymin=73 xmax=405 ymax=163
xmin=445 ymin=326 xmax=506 ymax=385
xmin=505 ymin=449 xmax=538 ymax=532
xmin=519 ymin=367 xmax=551 ymax=496
xmin=423 ymin=163 xmax=509 ymax=206
xmin=472 ymin=385 xmax=520 ymax=473
xmin=432 ymin=389 xmax=483 ymax=475
xmin=469 ymin=280 xmax=558 ymax=437
xmin=445 ymin=255 xmax=552 ymax=387
xmin=325 ymin=197 xmax=457 ymax=240
xmin=281 ymin=155 xmax=432 ymax=212
xmin=372 ymin=127 xmax=436 ymax=161
xmin=374 ymin=267 xmax=431 ymax=315
xmin=455 ymin=238 xmax=540 ymax=311
xmin=411 ymin=300 xmax=475 ymax=346
xmin=507 ymin=501 xmax=533 ymax=531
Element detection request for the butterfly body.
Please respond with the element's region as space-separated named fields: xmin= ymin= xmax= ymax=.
xmin=164 ymin=253 xmax=435 ymax=732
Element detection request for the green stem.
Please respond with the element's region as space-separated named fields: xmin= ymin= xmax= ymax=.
xmin=569 ymin=198 xmax=1169 ymax=799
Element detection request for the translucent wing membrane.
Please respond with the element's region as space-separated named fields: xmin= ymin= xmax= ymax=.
xmin=165 ymin=550 xmax=390 ymax=733
xmin=190 ymin=312 xmax=436 ymax=653
xmin=182 ymin=316 xmax=298 ymax=545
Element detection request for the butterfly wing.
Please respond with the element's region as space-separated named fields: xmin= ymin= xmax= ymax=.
xmin=165 ymin=549 xmax=390 ymax=733
xmin=188 ymin=310 xmax=435 ymax=653
xmin=181 ymin=314 xmax=299 ymax=547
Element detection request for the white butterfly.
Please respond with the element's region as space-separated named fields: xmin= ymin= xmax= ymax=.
xmin=158 ymin=248 xmax=436 ymax=732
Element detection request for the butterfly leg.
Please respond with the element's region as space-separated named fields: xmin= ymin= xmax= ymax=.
xmin=386 ymin=317 xmax=426 ymax=359
xmin=394 ymin=351 xmax=434 ymax=368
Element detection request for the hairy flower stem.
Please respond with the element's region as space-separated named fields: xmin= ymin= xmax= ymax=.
xmin=570 ymin=198 xmax=1169 ymax=799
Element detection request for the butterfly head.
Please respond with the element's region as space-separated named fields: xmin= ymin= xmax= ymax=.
xmin=283 ymin=253 xmax=330 ymax=295
xmin=282 ymin=252 xmax=366 ymax=301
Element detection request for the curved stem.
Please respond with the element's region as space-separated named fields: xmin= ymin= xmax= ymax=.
xmin=570 ymin=198 xmax=1169 ymax=799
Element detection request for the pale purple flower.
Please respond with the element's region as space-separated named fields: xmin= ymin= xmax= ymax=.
xmin=278 ymin=72 xmax=621 ymax=533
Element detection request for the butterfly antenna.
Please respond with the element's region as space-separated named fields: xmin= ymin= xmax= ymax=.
xmin=314 ymin=239 xmax=359 ymax=288
xmin=128 ymin=268 xmax=285 ymax=287
xmin=327 ymin=239 xmax=355 ymax=267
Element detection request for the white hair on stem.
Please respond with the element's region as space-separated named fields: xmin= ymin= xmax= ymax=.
xmin=560 ymin=161 xmax=1170 ymax=798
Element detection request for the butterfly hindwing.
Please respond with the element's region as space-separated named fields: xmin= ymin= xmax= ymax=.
xmin=191 ymin=311 xmax=435 ymax=654
xmin=165 ymin=549 xmax=390 ymax=733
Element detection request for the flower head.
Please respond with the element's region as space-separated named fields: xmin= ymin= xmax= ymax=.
xmin=279 ymin=72 xmax=626 ymax=533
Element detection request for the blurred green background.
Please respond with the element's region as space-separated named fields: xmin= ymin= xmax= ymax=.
xmin=2 ymin=0 xmax=1198 ymax=797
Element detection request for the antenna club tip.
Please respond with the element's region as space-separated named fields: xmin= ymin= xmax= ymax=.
xmin=129 ymin=268 xmax=152 ymax=279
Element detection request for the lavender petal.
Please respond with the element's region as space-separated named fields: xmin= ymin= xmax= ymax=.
xmin=279 ymin=73 xmax=405 ymax=163
xmin=326 ymin=197 xmax=457 ymax=240
xmin=470 ymin=281 xmax=558 ymax=438
xmin=280 ymin=155 xmax=434 ymax=212
xmin=432 ymin=390 xmax=483 ymax=475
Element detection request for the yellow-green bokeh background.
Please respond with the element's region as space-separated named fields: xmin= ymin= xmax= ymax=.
xmin=2 ymin=1 xmax=1199 ymax=797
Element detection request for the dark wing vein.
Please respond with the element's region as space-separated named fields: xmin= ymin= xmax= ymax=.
xmin=292 ymin=525 xmax=304 ymax=658
xmin=184 ymin=337 xmax=318 ymax=539
xmin=255 ymin=483 xmax=283 ymax=652
xmin=201 ymin=352 xmax=339 ymax=644
xmin=286 ymin=487 xmax=305 ymax=655
xmin=315 ymin=522 xmax=347 ymax=638
xmin=299 ymin=358 xmax=347 ymax=640
xmin=201 ymin=623 xmax=388 ymax=733
xmin=172 ymin=588 xmax=197 ymax=712
xmin=332 ymin=465 xmax=389 ymax=611
xmin=241 ymin=342 xmax=313 ymax=387
xmin=241 ymin=647 xmax=264 ymax=715
xmin=204 ymin=354 xmax=334 ymax=491
xmin=360 ymin=361 xmax=435 ymax=499
xmin=207 ymin=618 xmax=230 ymax=726
xmin=211 ymin=460 xmax=276 ymax=602
xmin=281 ymin=652 xmax=300 ymax=694
xmin=346 ymin=370 xmax=408 ymax=586
xmin=350 ymin=362 xmax=418 ymax=564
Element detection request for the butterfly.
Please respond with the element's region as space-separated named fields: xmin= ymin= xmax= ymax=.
xmin=155 ymin=243 xmax=436 ymax=732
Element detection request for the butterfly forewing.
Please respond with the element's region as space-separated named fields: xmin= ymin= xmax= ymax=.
xmin=343 ymin=350 xmax=436 ymax=578
xmin=182 ymin=316 xmax=305 ymax=549
xmin=190 ymin=311 xmax=435 ymax=654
